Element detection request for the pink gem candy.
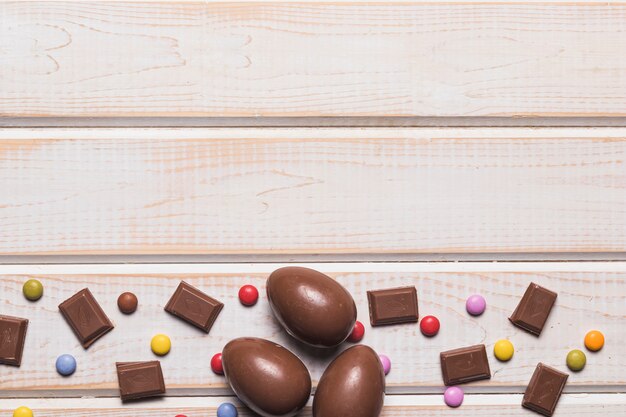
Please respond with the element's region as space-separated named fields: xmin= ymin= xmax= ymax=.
xmin=466 ymin=294 xmax=486 ymax=316
xmin=379 ymin=354 xmax=391 ymax=375
xmin=444 ymin=386 xmax=464 ymax=407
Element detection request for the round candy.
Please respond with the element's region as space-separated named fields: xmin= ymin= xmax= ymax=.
xmin=379 ymin=354 xmax=391 ymax=375
xmin=13 ymin=406 xmax=33 ymax=417
xmin=347 ymin=320 xmax=365 ymax=343
xmin=444 ymin=386 xmax=464 ymax=408
xmin=466 ymin=294 xmax=486 ymax=316
xmin=151 ymin=334 xmax=171 ymax=356
xmin=566 ymin=349 xmax=586 ymax=371
xmin=217 ymin=402 xmax=238 ymax=417
xmin=55 ymin=354 xmax=77 ymax=376
xmin=22 ymin=279 xmax=43 ymax=301
xmin=175 ymin=415 xmax=187 ymax=417
xmin=584 ymin=330 xmax=605 ymax=352
xmin=238 ymin=284 xmax=259 ymax=306
xmin=420 ymin=315 xmax=440 ymax=337
xmin=211 ymin=352 xmax=224 ymax=375
xmin=117 ymin=292 xmax=138 ymax=314
xmin=493 ymin=339 xmax=514 ymax=362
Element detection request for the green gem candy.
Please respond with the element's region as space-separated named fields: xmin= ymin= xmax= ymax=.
xmin=566 ymin=349 xmax=586 ymax=372
xmin=22 ymin=279 xmax=43 ymax=301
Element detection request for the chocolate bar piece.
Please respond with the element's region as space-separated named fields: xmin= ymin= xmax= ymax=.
xmin=522 ymin=363 xmax=568 ymax=417
xmin=59 ymin=288 xmax=114 ymax=348
xmin=0 ymin=315 xmax=29 ymax=366
xmin=116 ymin=361 xmax=166 ymax=401
xmin=509 ymin=283 xmax=557 ymax=336
xmin=367 ymin=286 xmax=418 ymax=326
xmin=440 ymin=344 xmax=491 ymax=386
xmin=165 ymin=281 xmax=223 ymax=333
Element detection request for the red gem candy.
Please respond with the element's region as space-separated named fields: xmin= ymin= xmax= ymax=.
xmin=420 ymin=315 xmax=440 ymax=337
xmin=347 ymin=320 xmax=365 ymax=343
xmin=211 ymin=352 xmax=224 ymax=375
xmin=238 ymin=284 xmax=259 ymax=306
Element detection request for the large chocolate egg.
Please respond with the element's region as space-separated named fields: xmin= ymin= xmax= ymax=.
xmin=267 ymin=266 xmax=357 ymax=347
xmin=313 ymin=345 xmax=385 ymax=417
xmin=222 ymin=337 xmax=311 ymax=417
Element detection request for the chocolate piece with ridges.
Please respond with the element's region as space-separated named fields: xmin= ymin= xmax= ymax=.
xmin=367 ymin=286 xmax=418 ymax=326
xmin=116 ymin=361 xmax=166 ymax=401
xmin=509 ymin=283 xmax=557 ymax=336
xmin=164 ymin=281 xmax=223 ymax=333
xmin=0 ymin=315 xmax=29 ymax=366
xmin=522 ymin=363 xmax=568 ymax=417
xmin=58 ymin=288 xmax=114 ymax=349
xmin=440 ymin=344 xmax=491 ymax=386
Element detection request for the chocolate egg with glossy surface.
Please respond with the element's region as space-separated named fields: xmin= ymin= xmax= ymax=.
xmin=222 ymin=337 xmax=311 ymax=417
xmin=313 ymin=345 xmax=385 ymax=417
xmin=267 ymin=266 xmax=357 ymax=347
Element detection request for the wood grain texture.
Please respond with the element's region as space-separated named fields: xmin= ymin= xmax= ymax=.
xmin=2 ymin=2 xmax=626 ymax=119
xmin=1 ymin=127 xmax=625 ymax=256
xmin=0 ymin=263 xmax=623 ymax=396
xmin=2 ymin=394 xmax=626 ymax=417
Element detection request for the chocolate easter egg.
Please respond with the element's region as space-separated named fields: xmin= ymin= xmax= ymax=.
xmin=267 ymin=266 xmax=357 ymax=347
xmin=313 ymin=345 xmax=385 ymax=417
xmin=222 ymin=337 xmax=311 ymax=417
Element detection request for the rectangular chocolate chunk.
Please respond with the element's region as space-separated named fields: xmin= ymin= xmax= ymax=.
xmin=59 ymin=288 xmax=114 ymax=348
xmin=164 ymin=281 xmax=223 ymax=333
xmin=367 ymin=286 xmax=418 ymax=326
xmin=440 ymin=344 xmax=491 ymax=386
xmin=0 ymin=315 xmax=28 ymax=366
xmin=116 ymin=361 xmax=166 ymax=401
xmin=522 ymin=363 xmax=568 ymax=417
xmin=509 ymin=283 xmax=557 ymax=336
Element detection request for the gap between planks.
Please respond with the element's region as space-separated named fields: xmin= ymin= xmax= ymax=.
xmin=0 ymin=394 xmax=625 ymax=417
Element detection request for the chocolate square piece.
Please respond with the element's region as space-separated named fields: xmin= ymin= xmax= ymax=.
xmin=509 ymin=283 xmax=557 ymax=336
xmin=367 ymin=286 xmax=418 ymax=326
xmin=522 ymin=363 xmax=568 ymax=417
xmin=440 ymin=344 xmax=491 ymax=386
xmin=116 ymin=361 xmax=166 ymax=401
xmin=59 ymin=288 xmax=114 ymax=348
xmin=0 ymin=315 xmax=29 ymax=366
xmin=164 ymin=281 xmax=223 ymax=333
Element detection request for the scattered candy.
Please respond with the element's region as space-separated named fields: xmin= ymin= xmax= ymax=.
xmin=151 ymin=334 xmax=171 ymax=356
xmin=444 ymin=386 xmax=464 ymax=408
xmin=379 ymin=354 xmax=391 ymax=375
xmin=55 ymin=354 xmax=77 ymax=376
xmin=117 ymin=292 xmax=138 ymax=314
xmin=217 ymin=402 xmax=238 ymax=417
xmin=347 ymin=320 xmax=365 ymax=342
xmin=211 ymin=352 xmax=224 ymax=375
xmin=584 ymin=330 xmax=604 ymax=352
xmin=238 ymin=284 xmax=259 ymax=306
xmin=420 ymin=315 xmax=440 ymax=337
xmin=13 ymin=406 xmax=33 ymax=417
xmin=22 ymin=279 xmax=43 ymax=301
xmin=566 ymin=349 xmax=586 ymax=371
xmin=493 ymin=339 xmax=514 ymax=362
xmin=466 ymin=294 xmax=486 ymax=316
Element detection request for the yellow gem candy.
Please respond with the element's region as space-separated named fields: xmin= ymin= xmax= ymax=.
xmin=13 ymin=406 xmax=34 ymax=417
xmin=151 ymin=334 xmax=171 ymax=356
xmin=494 ymin=339 xmax=514 ymax=361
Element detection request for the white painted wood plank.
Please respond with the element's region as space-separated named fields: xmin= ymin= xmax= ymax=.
xmin=2 ymin=394 xmax=626 ymax=417
xmin=1 ymin=2 xmax=626 ymax=119
xmin=1 ymin=128 xmax=625 ymax=256
xmin=0 ymin=263 xmax=623 ymax=395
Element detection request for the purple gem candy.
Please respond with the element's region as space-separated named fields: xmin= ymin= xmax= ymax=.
xmin=444 ymin=386 xmax=464 ymax=407
xmin=466 ymin=294 xmax=486 ymax=316
xmin=379 ymin=354 xmax=391 ymax=375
